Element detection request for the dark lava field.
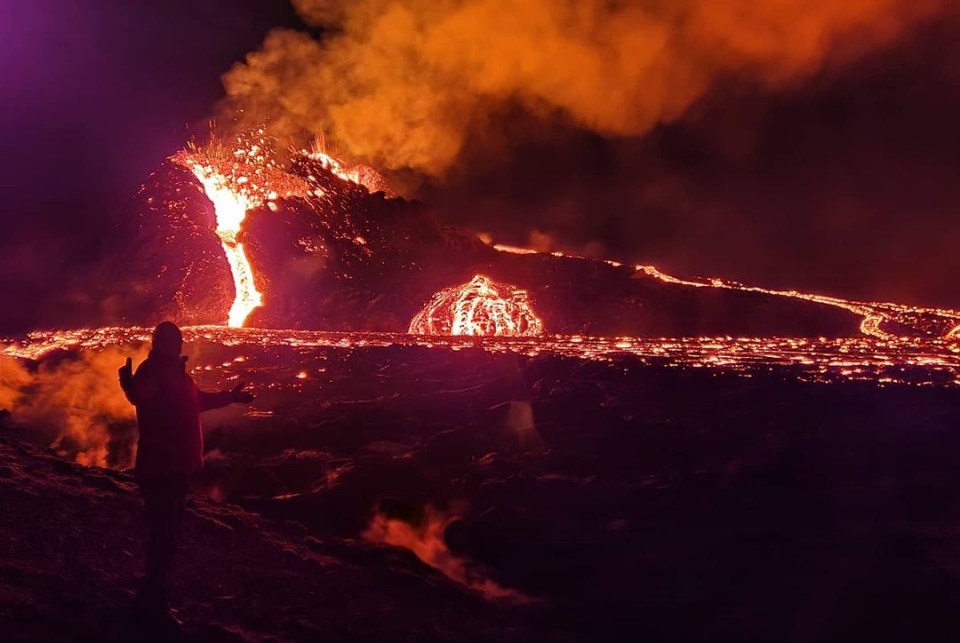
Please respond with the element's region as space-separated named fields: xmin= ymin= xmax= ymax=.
xmin=6 ymin=336 xmax=960 ymax=642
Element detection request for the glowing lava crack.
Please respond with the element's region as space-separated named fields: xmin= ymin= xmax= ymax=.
xmin=409 ymin=275 xmax=544 ymax=337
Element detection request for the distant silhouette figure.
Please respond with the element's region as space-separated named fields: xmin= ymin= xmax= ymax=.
xmin=118 ymin=321 xmax=253 ymax=623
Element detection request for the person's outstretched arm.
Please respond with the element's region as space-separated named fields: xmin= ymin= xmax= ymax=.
xmin=197 ymin=382 xmax=254 ymax=412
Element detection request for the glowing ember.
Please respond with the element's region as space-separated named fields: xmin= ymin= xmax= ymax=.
xmin=409 ymin=275 xmax=544 ymax=337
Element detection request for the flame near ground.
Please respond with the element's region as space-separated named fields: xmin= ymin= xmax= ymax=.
xmin=363 ymin=505 xmax=533 ymax=604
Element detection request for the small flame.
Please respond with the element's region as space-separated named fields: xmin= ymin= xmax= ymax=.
xmin=409 ymin=275 xmax=544 ymax=337
xmin=363 ymin=506 xmax=532 ymax=604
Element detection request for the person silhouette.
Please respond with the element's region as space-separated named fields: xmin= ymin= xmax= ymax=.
xmin=118 ymin=321 xmax=253 ymax=622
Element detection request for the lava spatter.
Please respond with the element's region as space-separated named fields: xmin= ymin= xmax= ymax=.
xmin=409 ymin=275 xmax=544 ymax=337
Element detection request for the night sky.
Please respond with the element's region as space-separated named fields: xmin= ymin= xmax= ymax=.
xmin=0 ymin=1 xmax=302 ymax=331
xmin=2 ymin=1 xmax=959 ymax=333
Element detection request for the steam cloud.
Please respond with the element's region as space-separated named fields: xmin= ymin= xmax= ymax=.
xmin=221 ymin=0 xmax=944 ymax=178
xmin=0 ymin=346 xmax=147 ymax=468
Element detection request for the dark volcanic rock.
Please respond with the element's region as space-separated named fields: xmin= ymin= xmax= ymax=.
xmin=200 ymin=346 xmax=960 ymax=643
xmin=113 ymin=160 xmax=234 ymax=325
xmin=0 ymin=436 xmax=558 ymax=642
xmin=457 ymin=252 xmax=859 ymax=336
xmin=243 ymin=155 xmax=493 ymax=330
xmin=118 ymin=154 xmax=860 ymax=336
xmin=9 ymin=333 xmax=960 ymax=641
xmin=242 ymin=158 xmax=859 ymax=336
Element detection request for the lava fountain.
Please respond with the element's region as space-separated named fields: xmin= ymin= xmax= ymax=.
xmin=409 ymin=275 xmax=544 ymax=336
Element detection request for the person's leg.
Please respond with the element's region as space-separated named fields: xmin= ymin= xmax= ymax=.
xmin=136 ymin=476 xmax=166 ymax=613
xmin=164 ymin=477 xmax=189 ymax=587
xmin=136 ymin=476 xmax=189 ymax=615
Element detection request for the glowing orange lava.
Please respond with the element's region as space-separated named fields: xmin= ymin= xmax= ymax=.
xmin=168 ymin=132 xmax=960 ymax=343
xmin=175 ymin=134 xmax=378 ymax=327
xmin=306 ymin=149 xmax=388 ymax=194
xmin=6 ymin=326 xmax=960 ymax=389
xmin=409 ymin=275 xmax=544 ymax=337
xmin=187 ymin=164 xmax=263 ymax=327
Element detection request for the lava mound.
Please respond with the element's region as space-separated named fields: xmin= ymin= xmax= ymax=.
xmin=117 ymin=148 xmax=861 ymax=337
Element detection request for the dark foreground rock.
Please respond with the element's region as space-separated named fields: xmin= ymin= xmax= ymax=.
xmin=0 ymin=437 xmax=559 ymax=643
xmin=198 ymin=347 xmax=960 ymax=643
xmin=8 ymin=338 xmax=960 ymax=642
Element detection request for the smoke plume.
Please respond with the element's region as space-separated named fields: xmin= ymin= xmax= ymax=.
xmin=221 ymin=0 xmax=944 ymax=178
xmin=0 ymin=346 xmax=148 ymax=468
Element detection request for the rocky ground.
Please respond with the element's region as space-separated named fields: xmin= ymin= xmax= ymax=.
xmin=5 ymin=343 xmax=960 ymax=642
xmin=0 ymin=435 xmax=560 ymax=642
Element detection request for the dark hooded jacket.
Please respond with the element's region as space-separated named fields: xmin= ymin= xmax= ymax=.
xmin=123 ymin=351 xmax=233 ymax=476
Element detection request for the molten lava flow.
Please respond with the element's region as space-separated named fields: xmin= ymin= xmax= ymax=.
xmin=7 ymin=326 xmax=960 ymax=391
xmin=187 ymin=165 xmax=263 ymax=327
xmin=175 ymin=134 xmax=310 ymax=327
xmin=493 ymin=244 xmax=960 ymax=340
xmin=306 ymin=148 xmax=389 ymax=194
xmin=173 ymin=133 xmax=392 ymax=327
xmin=409 ymin=275 xmax=544 ymax=337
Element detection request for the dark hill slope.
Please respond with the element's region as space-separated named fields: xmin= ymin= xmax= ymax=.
xmin=113 ymin=155 xmax=859 ymax=336
xmin=0 ymin=436 xmax=558 ymax=642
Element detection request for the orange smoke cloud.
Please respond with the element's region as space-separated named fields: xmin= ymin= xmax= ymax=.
xmin=0 ymin=345 xmax=148 ymax=468
xmin=221 ymin=0 xmax=945 ymax=177
xmin=0 ymin=354 xmax=32 ymax=410
xmin=363 ymin=504 xmax=533 ymax=604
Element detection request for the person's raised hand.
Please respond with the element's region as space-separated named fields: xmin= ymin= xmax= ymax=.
xmin=118 ymin=357 xmax=133 ymax=386
xmin=231 ymin=382 xmax=255 ymax=404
